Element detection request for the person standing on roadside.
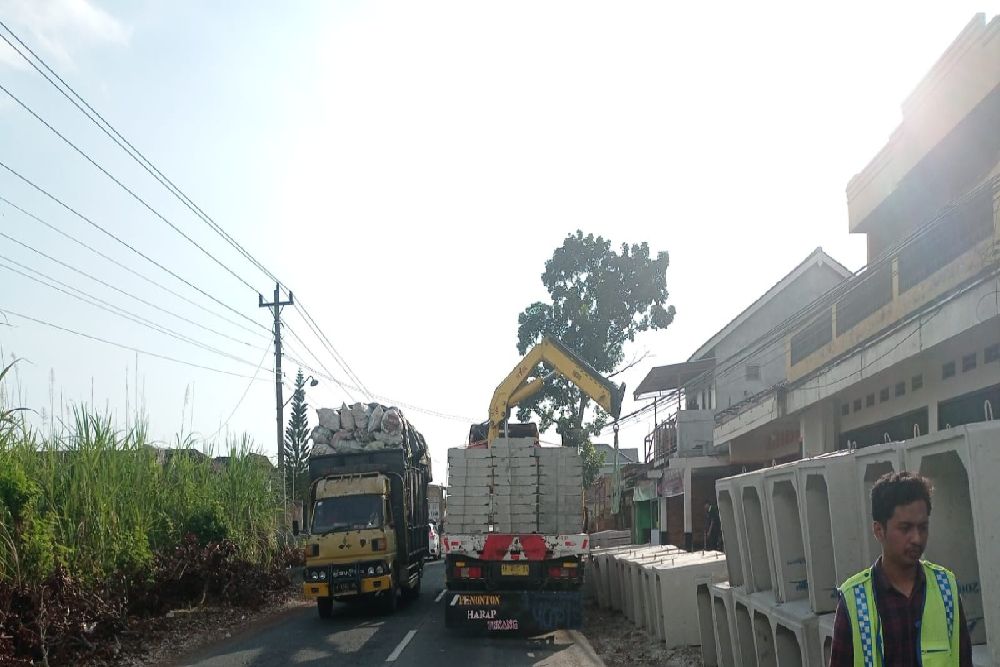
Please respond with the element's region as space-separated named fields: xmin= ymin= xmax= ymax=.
xmin=829 ymin=471 xmax=971 ymax=666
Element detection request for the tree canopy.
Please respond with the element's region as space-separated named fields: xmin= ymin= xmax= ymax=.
xmin=515 ymin=231 xmax=675 ymax=449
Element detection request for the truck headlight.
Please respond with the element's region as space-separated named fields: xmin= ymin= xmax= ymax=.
xmin=376 ymin=565 xmax=384 ymax=575
xmin=309 ymin=570 xmax=319 ymax=581
xmin=367 ymin=566 xmax=375 ymax=575
xmin=319 ymin=571 xmax=327 ymax=580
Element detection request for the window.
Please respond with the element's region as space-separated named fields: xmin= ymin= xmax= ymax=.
xmin=853 ymin=398 xmax=862 ymax=412
xmin=895 ymin=382 xmax=906 ymax=397
xmin=912 ymin=374 xmax=923 ymax=391
xmin=841 ymin=403 xmax=850 ymax=417
xmin=746 ymin=365 xmax=761 ymax=381
xmin=986 ymin=343 xmax=1000 ymax=364
xmin=866 ymin=393 xmax=875 ymax=407
xmin=942 ymin=361 xmax=956 ymax=380
xmin=880 ymin=387 xmax=891 ymax=403
xmin=962 ymin=353 xmax=977 ymax=372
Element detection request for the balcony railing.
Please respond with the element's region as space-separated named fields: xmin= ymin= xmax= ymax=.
xmin=786 ymin=181 xmax=997 ymax=381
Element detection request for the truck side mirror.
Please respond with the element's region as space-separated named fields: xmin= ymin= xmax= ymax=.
xmin=292 ymin=520 xmax=300 ymax=536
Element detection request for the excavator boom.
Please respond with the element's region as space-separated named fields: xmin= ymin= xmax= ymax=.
xmin=484 ymin=337 xmax=625 ymax=446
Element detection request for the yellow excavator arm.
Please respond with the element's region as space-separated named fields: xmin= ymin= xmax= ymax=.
xmin=486 ymin=337 xmax=625 ymax=446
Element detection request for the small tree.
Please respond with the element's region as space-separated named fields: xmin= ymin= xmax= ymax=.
xmin=580 ymin=439 xmax=606 ymax=488
xmin=283 ymin=369 xmax=311 ymax=503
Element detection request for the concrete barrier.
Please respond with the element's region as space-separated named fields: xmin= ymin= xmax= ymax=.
xmin=590 ymin=529 xmax=632 ymax=549
xmin=965 ymin=422 xmax=1000 ymax=664
xmin=717 ymin=475 xmax=749 ymax=589
xmin=709 ymin=582 xmax=742 ymax=667
xmin=589 ymin=545 xmax=634 ymax=609
xmin=698 ymin=581 xmax=718 ymax=667
xmin=651 ymin=551 xmax=728 ymax=648
xmin=769 ymin=598 xmax=821 ymax=666
xmin=817 ymin=612 xmax=835 ymax=666
xmin=763 ymin=463 xmax=808 ymax=604
xmin=739 ymin=470 xmax=777 ymax=595
xmin=903 ymin=427 xmax=987 ymax=646
xmin=853 ymin=441 xmax=904 ymax=565
xmin=796 ymin=451 xmax=863 ymax=614
xmin=639 ymin=549 xmax=688 ymax=637
xmin=733 ymin=589 xmax=758 ymax=666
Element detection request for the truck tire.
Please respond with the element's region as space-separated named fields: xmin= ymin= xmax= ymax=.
xmin=403 ymin=576 xmax=421 ymax=601
xmin=379 ymin=584 xmax=398 ymax=614
xmin=317 ymin=597 xmax=334 ymax=619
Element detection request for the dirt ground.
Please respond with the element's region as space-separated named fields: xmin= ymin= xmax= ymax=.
xmin=581 ymin=601 xmax=704 ymax=667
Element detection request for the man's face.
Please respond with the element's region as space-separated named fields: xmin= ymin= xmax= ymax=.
xmin=874 ymin=499 xmax=929 ymax=568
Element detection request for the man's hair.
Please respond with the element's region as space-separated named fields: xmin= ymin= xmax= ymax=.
xmin=871 ymin=471 xmax=933 ymax=525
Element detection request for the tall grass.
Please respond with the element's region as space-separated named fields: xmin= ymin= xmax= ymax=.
xmin=0 ymin=362 xmax=284 ymax=585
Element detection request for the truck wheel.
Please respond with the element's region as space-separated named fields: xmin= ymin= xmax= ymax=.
xmin=403 ymin=576 xmax=421 ymax=601
xmin=317 ymin=597 xmax=334 ymax=619
xmin=379 ymin=585 xmax=398 ymax=614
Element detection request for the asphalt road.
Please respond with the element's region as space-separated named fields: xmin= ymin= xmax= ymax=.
xmin=168 ymin=560 xmax=601 ymax=666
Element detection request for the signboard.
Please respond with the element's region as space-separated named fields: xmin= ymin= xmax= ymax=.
xmin=658 ymin=468 xmax=684 ymax=497
xmin=444 ymin=591 xmax=582 ymax=634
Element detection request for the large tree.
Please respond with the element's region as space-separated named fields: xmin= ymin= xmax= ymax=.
xmin=283 ymin=369 xmax=311 ymax=502
xmin=516 ymin=231 xmax=675 ymax=451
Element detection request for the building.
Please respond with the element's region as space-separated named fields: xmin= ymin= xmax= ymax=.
xmin=713 ymin=13 xmax=1000 ymax=469
xmin=592 ymin=442 xmax=639 ymax=476
xmin=635 ymin=248 xmax=852 ymax=548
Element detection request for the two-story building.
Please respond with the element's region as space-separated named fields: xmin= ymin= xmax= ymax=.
xmin=635 ymin=247 xmax=852 ymax=548
xmin=713 ymin=14 xmax=1000 ymax=472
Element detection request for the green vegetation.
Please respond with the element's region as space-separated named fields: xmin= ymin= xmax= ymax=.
xmin=0 ymin=361 xmax=284 ymax=587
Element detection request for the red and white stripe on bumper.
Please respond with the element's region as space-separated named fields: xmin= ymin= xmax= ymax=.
xmin=442 ymin=533 xmax=589 ymax=560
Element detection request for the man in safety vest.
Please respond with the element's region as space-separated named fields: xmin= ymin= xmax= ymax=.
xmin=829 ymin=471 xmax=971 ymax=666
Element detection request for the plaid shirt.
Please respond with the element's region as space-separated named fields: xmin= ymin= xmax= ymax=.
xmin=829 ymin=559 xmax=972 ymax=666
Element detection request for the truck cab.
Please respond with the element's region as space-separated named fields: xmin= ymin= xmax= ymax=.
xmin=302 ymin=449 xmax=429 ymax=617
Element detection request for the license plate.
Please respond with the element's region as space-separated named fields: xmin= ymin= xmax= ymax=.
xmin=333 ymin=582 xmax=358 ymax=594
xmin=501 ymin=563 xmax=529 ymax=576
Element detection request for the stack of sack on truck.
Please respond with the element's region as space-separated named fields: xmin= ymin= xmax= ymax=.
xmin=446 ymin=436 xmax=584 ymax=534
xmin=310 ymin=402 xmax=429 ymax=465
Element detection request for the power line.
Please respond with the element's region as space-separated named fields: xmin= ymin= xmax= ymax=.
xmin=288 ymin=301 xmax=374 ymax=399
xmin=0 ymin=194 xmax=268 ymax=342
xmin=0 ymin=230 xmax=260 ymax=349
xmin=0 ymin=23 xmax=378 ymax=404
xmin=1 ymin=22 xmax=379 ymax=406
xmin=0 ymin=306 xmax=271 ymax=380
xmin=0 ymin=20 xmax=285 ymax=293
xmin=281 ymin=319 xmax=358 ymax=402
xmin=0 ymin=161 xmax=271 ymax=335
xmin=0 ymin=255 xmax=268 ymax=370
xmin=0 ymin=81 xmax=262 ymax=294
xmin=205 ymin=341 xmax=273 ymax=442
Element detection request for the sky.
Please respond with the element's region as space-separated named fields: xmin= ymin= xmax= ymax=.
xmin=0 ymin=0 xmax=997 ymax=482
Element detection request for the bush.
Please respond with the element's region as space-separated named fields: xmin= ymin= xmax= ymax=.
xmin=0 ymin=464 xmax=39 ymax=524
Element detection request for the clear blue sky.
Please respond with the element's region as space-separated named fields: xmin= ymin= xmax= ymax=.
xmin=1 ymin=0 xmax=996 ymax=481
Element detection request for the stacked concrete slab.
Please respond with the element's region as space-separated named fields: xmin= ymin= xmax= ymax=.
xmin=445 ymin=437 xmax=583 ymax=534
xmin=699 ymin=422 xmax=1000 ymax=666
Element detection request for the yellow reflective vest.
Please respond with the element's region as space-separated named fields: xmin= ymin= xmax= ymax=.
xmin=839 ymin=560 xmax=960 ymax=667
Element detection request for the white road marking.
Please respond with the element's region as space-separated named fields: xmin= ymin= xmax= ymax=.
xmin=434 ymin=589 xmax=446 ymax=603
xmin=385 ymin=629 xmax=417 ymax=662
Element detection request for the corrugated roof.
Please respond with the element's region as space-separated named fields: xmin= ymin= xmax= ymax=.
xmin=633 ymin=358 xmax=716 ymax=399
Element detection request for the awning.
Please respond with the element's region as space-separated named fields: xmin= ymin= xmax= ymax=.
xmin=633 ymin=358 xmax=715 ymax=400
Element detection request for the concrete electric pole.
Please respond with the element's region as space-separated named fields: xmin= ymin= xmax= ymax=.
xmin=259 ymin=283 xmax=293 ymax=473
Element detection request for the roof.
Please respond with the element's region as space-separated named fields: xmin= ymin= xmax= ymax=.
xmin=687 ymin=247 xmax=852 ymax=362
xmin=633 ymin=358 xmax=716 ymax=400
xmin=594 ymin=443 xmax=638 ymax=464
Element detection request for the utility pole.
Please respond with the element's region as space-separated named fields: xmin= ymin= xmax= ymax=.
xmin=259 ymin=283 xmax=293 ymax=473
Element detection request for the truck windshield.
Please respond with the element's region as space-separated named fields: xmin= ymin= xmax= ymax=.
xmin=312 ymin=494 xmax=384 ymax=534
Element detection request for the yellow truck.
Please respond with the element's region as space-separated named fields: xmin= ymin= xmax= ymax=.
xmin=299 ymin=426 xmax=431 ymax=617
